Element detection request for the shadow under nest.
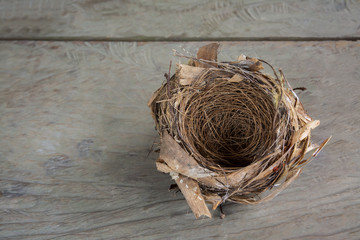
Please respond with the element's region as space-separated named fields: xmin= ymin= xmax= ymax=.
xmin=148 ymin=43 xmax=330 ymax=218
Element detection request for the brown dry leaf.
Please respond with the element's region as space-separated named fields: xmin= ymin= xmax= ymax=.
xmin=291 ymin=120 xmax=320 ymax=145
xmin=228 ymin=74 xmax=244 ymax=83
xmin=155 ymin=158 xmax=172 ymax=173
xmin=312 ymin=136 xmax=332 ymax=157
xmin=299 ymin=136 xmax=332 ymax=166
xmin=195 ymin=43 xmax=219 ymax=68
xmin=221 ymin=160 xmax=263 ymax=186
xmin=246 ymin=57 xmax=264 ymax=71
xmin=178 ymin=64 xmax=205 ymax=85
xmin=174 ymin=174 xmax=212 ymax=218
xmin=237 ymin=54 xmax=246 ymax=61
xmin=299 ymin=120 xmax=320 ymax=140
xmin=158 ymin=132 xmax=216 ymax=179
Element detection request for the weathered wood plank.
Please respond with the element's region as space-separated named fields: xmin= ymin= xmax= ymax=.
xmin=0 ymin=0 xmax=360 ymax=40
xmin=0 ymin=41 xmax=360 ymax=239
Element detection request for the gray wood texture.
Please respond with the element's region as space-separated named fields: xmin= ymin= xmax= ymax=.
xmin=0 ymin=41 xmax=359 ymax=239
xmin=0 ymin=0 xmax=360 ymax=40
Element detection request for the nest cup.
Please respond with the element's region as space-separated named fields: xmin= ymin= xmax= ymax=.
xmin=180 ymin=75 xmax=277 ymax=169
xmin=148 ymin=43 xmax=330 ymax=218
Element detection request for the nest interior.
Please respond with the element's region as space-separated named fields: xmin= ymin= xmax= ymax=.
xmin=180 ymin=74 xmax=278 ymax=169
xmin=148 ymin=43 xmax=330 ymax=218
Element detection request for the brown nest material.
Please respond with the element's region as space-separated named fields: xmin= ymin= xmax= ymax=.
xmin=148 ymin=43 xmax=331 ymax=218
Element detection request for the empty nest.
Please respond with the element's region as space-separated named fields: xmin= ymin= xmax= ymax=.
xmin=148 ymin=43 xmax=330 ymax=218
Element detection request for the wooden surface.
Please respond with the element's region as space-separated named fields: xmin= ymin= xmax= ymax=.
xmin=0 ymin=41 xmax=360 ymax=239
xmin=1 ymin=0 xmax=360 ymax=40
xmin=1 ymin=0 xmax=360 ymax=239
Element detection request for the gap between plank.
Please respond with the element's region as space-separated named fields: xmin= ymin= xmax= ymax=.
xmin=0 ymin=36 xmax=359 ymax=42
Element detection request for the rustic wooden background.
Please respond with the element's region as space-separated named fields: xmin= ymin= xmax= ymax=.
xmin=0 ymin=1 xmax=359 ymax=239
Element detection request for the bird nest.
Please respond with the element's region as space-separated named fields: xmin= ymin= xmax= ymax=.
xmin=148 ymin=43 xmax=330 ymax=218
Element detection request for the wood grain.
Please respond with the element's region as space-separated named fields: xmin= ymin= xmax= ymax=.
xmin=0 ymin=41 xmax=360 ymax=239
xmin=0 ymin=0 xmax=360 ymax=40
